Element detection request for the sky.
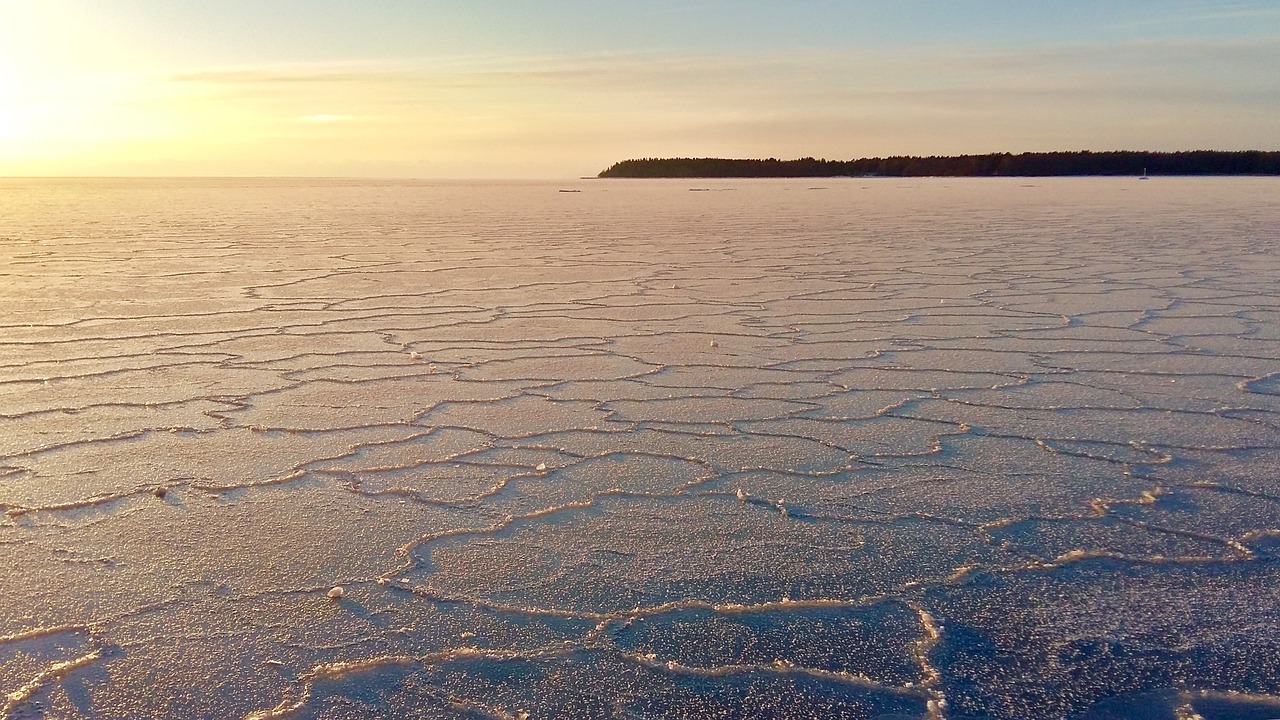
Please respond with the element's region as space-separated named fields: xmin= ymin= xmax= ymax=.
xmin=1 ymin=0 xmax=1278 ymax=178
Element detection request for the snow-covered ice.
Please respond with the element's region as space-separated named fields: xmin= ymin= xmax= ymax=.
xmin=1 ymin=177 xmax=1278 ymax=719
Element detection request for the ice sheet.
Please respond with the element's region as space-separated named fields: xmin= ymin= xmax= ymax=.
xmin=1 ymin=177 xmax=1278 ymax=719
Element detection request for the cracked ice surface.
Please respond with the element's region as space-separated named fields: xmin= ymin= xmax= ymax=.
xmin=2 ymin=177 xmax=1279 ymax=720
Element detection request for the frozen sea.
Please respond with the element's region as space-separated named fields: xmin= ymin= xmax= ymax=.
xmin=1 ymin=177 xmax=1279 ymax=720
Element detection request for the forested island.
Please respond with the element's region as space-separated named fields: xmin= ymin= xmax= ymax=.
xmin=598 ymin=151 xmax=1280 ymax=178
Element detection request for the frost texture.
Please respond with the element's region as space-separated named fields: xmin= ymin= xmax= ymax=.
xmin=1 ymin=177 xmax=1279 ymax=719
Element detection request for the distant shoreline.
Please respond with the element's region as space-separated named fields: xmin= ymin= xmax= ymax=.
xmin=597 ymin=151 xmax=1280 ymax=178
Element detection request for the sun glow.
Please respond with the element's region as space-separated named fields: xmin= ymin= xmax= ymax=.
xmin=0 ymin=2 xmax=149 ymax=170
xmin=0 ymin=68 xmax=22 ymax=140
xmin=1 ymin=1 xmax=1277 ymax=177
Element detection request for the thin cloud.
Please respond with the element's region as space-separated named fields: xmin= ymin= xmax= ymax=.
xmin=169 ymin=68 xmax=406 ymax=85
xmin=162 ymin=36 xmax=1280 ymax=91
xmin=296 ymin=114 xmax=380 ymax=123
xmin=1110 ymin=3 xmax=1280 ymax=28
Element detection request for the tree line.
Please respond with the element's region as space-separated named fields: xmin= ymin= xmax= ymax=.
xmin=598 ymin=151 xmax=1280 ymax=178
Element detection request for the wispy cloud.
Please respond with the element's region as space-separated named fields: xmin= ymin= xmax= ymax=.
xmin=1109 ymin=1 xmax=1280 ymax=28
xmin=168 ymin=60 xmax=417 ymax=86
xmin=150 ymin=36 xmax=1280 ymax=142
xmin=296 ymin=114 xmax=379 ymax=123
xmin=162 ymin=34 xmax=1280 ymax=93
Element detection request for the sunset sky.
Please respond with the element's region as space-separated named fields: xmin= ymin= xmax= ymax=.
xmin=2 ymin=0 xmax=1278 ymax=178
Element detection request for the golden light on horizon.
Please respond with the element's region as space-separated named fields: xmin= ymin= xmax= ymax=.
xmin=1 ymin=1 xmax=1277 ymax=177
